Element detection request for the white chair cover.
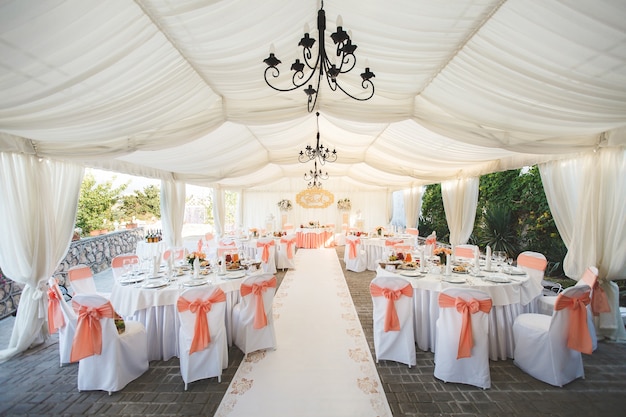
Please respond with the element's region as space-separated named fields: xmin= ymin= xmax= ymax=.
xmin=111 ymin=254 xmax=140 ymax=281
xmin=434 ymin=288 xmax=492 ymax=389
xmin=255 ymin=238 xmax=277 ymax=274
xmin=177 ymin=286 xmax=228 ymax=390
xmin=276 ymin=234 xmax=296 ymax=270
xmin=47 ymin=277 xmax=77 ymax=366
xmin=513 ymin=285 xmax=591 ymax=387
xmin=344 ymin=235 xmax=367 ymax=273
xmin=71 ymin=294 xmax=149 ymax=394
xmin=232 ymin=273 xmax=277 ymax=354
xmin=516 ymin=251 xmax=548 ymax=313
xmin=67 ymin=264 xmax=98 ymax=295
xmin=370 ymin=276 xmax=416 ymax=367
xmin=453 ymin=244 xmax=477 ymax=261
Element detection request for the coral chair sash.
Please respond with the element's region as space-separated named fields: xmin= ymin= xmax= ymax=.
xmin=555 ymin=291 xmax=593 ymax=354
xmin=177 ymin=288 xmax=227 ymax=354
xmin=219 ymin=240 xmax=236 ymax=247
xmin=346 ymin=238 xmax=360 ymax=259
xmin=47 ymin=285 xmax=65 ymax=334
xmin=438 ymin=293 xmax=492 ymax=359
xmin=280 ymin=237 xmax=297 ymax=259
xmin=257 ymin=240 xmax=275 ymax=263
xmin=517 ymin=253 xmax=548 ymax=271
xmin=455 ymin=247 xmax=474 ymax=258
xmin=370 ymin=283 xmax=413 ymax=332
xmin=406 ymin=228 xmax=419 ymax=236
xmin=580 ymin=268 xmax=610 ymax=316
xmin=69 ymin=266 xmax=92 ymax=281
xmin=70 ymin=300 xmax=116 ymax=362
xmin=385 ymin=238 xmax=403 ymax=246
xmin=240 ymin=276 xmax=277 ymax=329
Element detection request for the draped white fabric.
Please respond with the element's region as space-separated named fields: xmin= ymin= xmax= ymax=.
xmin=403 ymin=186 xmax=424 ymax=230
xmin=213 ymin=188 xmax=225 ymax=237
xmin=160 ymin=180 xmax=186 ymax=248
xmin=0 ymin=153 xmax=83 ymax=362
xmin=0 ymin=0 xmax=624 ymax=190
xmin=441 ymin=177 xmax=479 ymax=247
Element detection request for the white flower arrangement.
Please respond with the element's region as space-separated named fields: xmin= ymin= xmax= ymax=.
xmin=277 ymin=199 xmax=293 ymax=211
xmin=337 ymin=198 xmax=352 ymax=211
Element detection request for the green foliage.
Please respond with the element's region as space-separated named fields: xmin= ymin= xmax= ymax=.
xmin=477 ymin=204 xmax=519 ymax=257
xmin=119 ymin=185 xmax=161 ymax=221
xmin=418 ymin=184 xmax=449 ymax=241
xmin=75 ymin=173 xmax=127 ymax=234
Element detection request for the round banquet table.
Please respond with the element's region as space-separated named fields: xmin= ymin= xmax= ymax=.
xmin=295 ymin=227 xmax=335 ymax=248
xmin=361 ymin=236 xmax=411 ymax=271
xmin=110 ymin=267 xmax=258 ymax=361
xmin=376 ymin=265 xmax=542 ymax=360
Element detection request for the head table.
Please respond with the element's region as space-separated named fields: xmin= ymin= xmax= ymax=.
xmin=376 ymin=262 xmax=542 ymax=361
xmin=110 ymin=266 xmax=262 ymax=361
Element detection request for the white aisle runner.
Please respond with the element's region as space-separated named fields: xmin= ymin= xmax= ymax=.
xmin=215 ymin=248 xmax=392 ymax=417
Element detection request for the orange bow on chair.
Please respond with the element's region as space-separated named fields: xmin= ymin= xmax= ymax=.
xmin=177 ymin=288 xmax=227 ymax=354
xmin=280 ymin=237 xmax=296 ymax=259
xmin=370 ymin=283 xmax=413 ymax=332
xmin=256 ymin=240 xmax=275 ymax=263
xmin=517 ymin=253 xmax=548 ymax=271
xmin=70 ymin=301 xmax=116 ymax=362
xmin=555 ymin=291 xmax=593 ymax=354
xmin=438 ymin=293 xmax=492 ymax=359
xmin=47 ymin=285 xmax=65 ymax=334
xmin=346 ymin=238 xmax=360 ymax=259
xmin=240 ymin=276 xmax=277 ymax=329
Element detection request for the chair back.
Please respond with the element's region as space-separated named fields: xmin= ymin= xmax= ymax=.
xmin=345 ymin=235 xmax=361 ymax=259
xmin=238 ymin=274 xmax=277 ymax=329
xmin=283 ymin=223 xmax=294 ymax=232
xmin=517 ymin=251 xmax=548 ymax=295
xmin=163 ymin=247 xmax=185 ymax=262
xmin=68 ymin=265 xmax=97 ymax=294
xmin=280 ymin=234 xmax=297 ymax=259
xmin=70 ymin=294 xmax=117 ymax=362
xmin=47 ymin=277 xmax=77 ymax=334
xmin=454 ymin=244 xmax=477 ymax=260
xmin=575 ymin=266 xmax=609 ymax=316
xmin=550 ymin=284 xmax=593 ymax=354
xmin=370 ymin=276 xmax=413 ymax=332
xmin=385 ymin=238 xmax=403 ymax=246
xmin=177 ymin=287 xmax=227 ymax=354
xmin=111 ymin=254 xmax=139 ymax=280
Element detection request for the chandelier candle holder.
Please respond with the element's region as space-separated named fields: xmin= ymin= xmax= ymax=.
xmin=263 ymin=0 xmax=375 ymax=112
xmin=299 ymin=112 xmax=336 ymax=165
xmin=304 ymin=161 xmax=328 ymax=189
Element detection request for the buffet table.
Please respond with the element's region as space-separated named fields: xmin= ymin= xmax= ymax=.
xmin=295 ymin=227 xmax=335 ymax=248
xmin=376 ymin=264 xmax=541 ymax=360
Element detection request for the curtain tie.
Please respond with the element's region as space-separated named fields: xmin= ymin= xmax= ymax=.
xmin=240 ymin=276 xmax=277 ymax=329
xmin=347 ymin=238 xmax=360 ymax=259
xmin=47 ymin=285 xmax=65 ymax=334
xmin=370 ymin=283 xmax=413 ymax=332
xmin=70 ymin=301 xmax=116 ymax=362
xmin=555 ymin=291 xmax=592 ymax=354
xmin=256 ymin=240 xmax=275 ymax=263
xmin=438 ymin=293 xmax=492 ymax=359
xmin=177 ymin=288 xmax=226 ymax=354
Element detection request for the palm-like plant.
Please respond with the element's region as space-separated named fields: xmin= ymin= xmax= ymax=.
xmin=479 ymin=204 xmax=519 ymax=257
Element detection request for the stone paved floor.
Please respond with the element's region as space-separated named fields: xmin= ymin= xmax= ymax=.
xmin=1 ymin=247 xmax=625 ymax=416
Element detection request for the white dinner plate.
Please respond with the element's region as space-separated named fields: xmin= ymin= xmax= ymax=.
xmin=119 ymin=277 xmax=144 ymax=285
xmin=399 ymin=271 xmax=423 ymax=278
xmin=224 ymin=271 xmax=246 ymax=279
xmin=482 ymin=275 xmax=511 ymax=283
xmin=142 ymin=280 xmax=169 ymax=289
xmin=443 ymin=277 xmax=466 ymax=284
xmin=503 ymin=267 xmax=526 ymax=275
xmin=183 ymin=280 xmax=208 ymax=287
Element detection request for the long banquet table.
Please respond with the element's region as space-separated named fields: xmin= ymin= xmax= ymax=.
xmin=295 ymin=227 xmax=335 ymax=248
xmin=110 ymin=267 xmax=259 ymax=361
xmin=376 ymin=264 xmax=541 ymax=360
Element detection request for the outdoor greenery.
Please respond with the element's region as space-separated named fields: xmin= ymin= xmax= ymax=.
xmin=119 ymin=185 xmax=161 ymax=222
xmin=419 ymin=166 xmax=567 ymax=277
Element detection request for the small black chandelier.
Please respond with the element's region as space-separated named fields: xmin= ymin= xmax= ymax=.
xmin=304 ymin=161 xmax=329 ymax=189
xmin=263 ymin=0 xmax=375 ymax=112
xmin=299 ymin=112 xmax=337 ymax=165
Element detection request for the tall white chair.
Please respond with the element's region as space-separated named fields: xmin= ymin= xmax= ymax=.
xmin=434 ymin=288 xmax=492 ymax=389
xmin=453 ymin=244 xmax=477 ymax=261
xmin=47 ymin=277 xmax=77 ymax=366
xmin=111 ymin=254 xmax=140 ymax=281
xmin=255 ymin=238 xmax=277 ymax=274
xmin=513 ymin=285 xmax=592 ymax=387
xmin=71 ymin=294 xmax=149 ymax=394
xmin=232 ymin=274 xmax=277 ymax=354
xmin=344 ymin=235 xmax=367 ymax=273
xmin=67 ymin=264 xmax=98 ymax=295
xmin=276 ymin=234 xmax=296 ymax=270
xmin=177 ymin=286 xmax=228 ymax=390
xmin=516 ymin=251 xmax=548 ymax=313
xmin=406 ymin=227 xmax=419 ymax=247
xmin=370 ymin=276 xmax=416 ymax=367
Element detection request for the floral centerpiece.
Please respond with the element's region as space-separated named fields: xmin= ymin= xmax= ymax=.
xmin=375 ymin=226 xmax=384 ymax=236
xmin=186 ymin=251 xmax=206 ymax=266
xmin=337 ymin=198 xmax=351 ymax=211
xmin=277 ymin=199 xmax=293 ymax=211
xmin=433 ymin=247 xmax=451 ymax=265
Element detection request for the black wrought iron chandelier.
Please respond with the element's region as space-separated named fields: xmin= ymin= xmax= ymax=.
xmin=299 ymin=112 xmax=336 ymax=165
xmin=304 ymin=161 xmax=329 ymax=189
xmin=263 ymin=0 xmax=375 ymax=112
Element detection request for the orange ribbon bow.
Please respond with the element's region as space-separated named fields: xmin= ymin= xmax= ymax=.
xmin=256 ymin=240 xmax=275 ymax=263
xmin=555 ymin=291 xmax=592 ymax=354
xmin=240 ymin=276 xmax=277 ymax=329
xmin=70 ymin=300 xmax=116 ymax=362
xmin=280 ymin=237 xmax=297 ymax=259
xmin=370 ymin=283 xmax=413 ymax=332
xmin=347 ymin=238 xmax=360 ymax=259
xmin=47 ymin=285 xmax=65 ymax=334
xmin=177 ymin=288 xmax=226 ymax=354
xmin=438 ymin=293 xmax=492 ymax=359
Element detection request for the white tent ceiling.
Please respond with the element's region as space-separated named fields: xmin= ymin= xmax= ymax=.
xmin=1 ymin=0 xmax=625 ymax=191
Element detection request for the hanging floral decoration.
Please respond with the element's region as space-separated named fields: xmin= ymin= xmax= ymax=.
xmin=337 ymin=198 xmax=351 ymax=211
xmin=277 ymin=199 xmax=293 ymax=211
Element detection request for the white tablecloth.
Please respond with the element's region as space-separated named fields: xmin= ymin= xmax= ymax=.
xmin=110 ymin=269 xmax=256 ymax=361
xmin=376 ymin=265 xmax=541 ymax=360
xmin=362 ymin=237 xmax=411 ymax=271
xmin=295 ymin=228 xmax=335 ymax=248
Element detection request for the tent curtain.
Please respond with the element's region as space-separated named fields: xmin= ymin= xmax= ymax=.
xmin=441 ymin=177 xmax=479 ymax=247
xmin=540 ymin=148 xmax=626 ymax=341
xmin=0 ymin=153 xmax=83 ymax=363
xmin=403 ymin=186 xmax=423 ymax=230
xmin=212 ymin=188 xmax=225 ymax=237
xmin=160 ymin=179 xmax=186 ymax=248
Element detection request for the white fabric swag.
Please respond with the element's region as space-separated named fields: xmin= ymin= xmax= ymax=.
xmin=0 ymin=154 xmax=83 ymax=363
xmin=403 ymin=186 xmax=424 ymax=230
xmin=441 ymin=177 xmax=479 ymax=247
xmin=160 ymin=180 xmax=186 ymax=249
xmin=212 ymin=188 xmax=225 ymax=237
